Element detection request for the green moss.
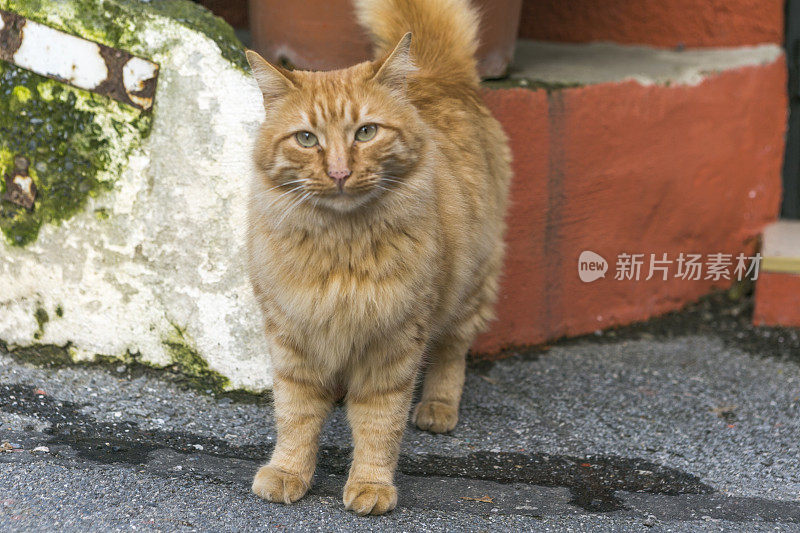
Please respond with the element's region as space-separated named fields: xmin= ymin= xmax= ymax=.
xmin=2 ymin=0 xmax=247 ymax=71
xmin=1 ymin=341 xmax=74 ymax=366
xmin=93 ymin=207 xmax=110 ymax=220
xmin=0 ymin=338 xmax=269 ymax=402
xmin=33 ymin=306 xmax=48 ymax=340
xmin=727 ymin=278 xmax=754 ymax=302
xmin=55 ymin=305 xmax=64 ymax=318
xmin=11 ymin=85 xmax=31 ymax=104
xmin=162 ymin=324 xmax=231 ymax=394
xmin=0 ymin=64 xmax=149 ymax=246
xmin=34 ymin=307 xmax=48 ymax=328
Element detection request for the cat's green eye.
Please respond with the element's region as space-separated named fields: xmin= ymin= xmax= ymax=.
xmin=355 ymin=124 xmax=378 ymax=142
xmin=295 ymin=131 xmax=318 ymax=148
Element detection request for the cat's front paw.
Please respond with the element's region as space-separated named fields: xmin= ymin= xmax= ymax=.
xmin=414 ymin=399 xmax=458 ymax=433
xmin=252 ymin=464 xmax=309 ymax=504
xmin=343 ymin=481 xmax=398 ymax=515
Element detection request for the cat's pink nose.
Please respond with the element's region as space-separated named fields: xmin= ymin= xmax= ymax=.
xmin=328 ymin=168 xmax=351 ymax=184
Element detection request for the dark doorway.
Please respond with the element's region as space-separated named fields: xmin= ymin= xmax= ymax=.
xmin=784 ymin=0 xmax=800 ymax=218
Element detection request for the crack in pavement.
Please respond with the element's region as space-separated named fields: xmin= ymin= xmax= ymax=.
xmin=2 ymin=382 xmax=799 ymax=523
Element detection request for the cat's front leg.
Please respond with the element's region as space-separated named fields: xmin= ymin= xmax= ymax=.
xmin=342 ymin=339 xmax=421 ymax=515
xmin=252 ymin=365 xmax=334 ymax=504
xmin=343 ymin=383 xmax=414 ymax=515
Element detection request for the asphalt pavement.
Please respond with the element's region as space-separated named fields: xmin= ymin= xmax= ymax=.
xmin=1 ymin=295 xmax=799 ymax=532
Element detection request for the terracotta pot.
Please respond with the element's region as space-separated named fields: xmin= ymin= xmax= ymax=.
xmin=248 ymin=0 xmax=522 ymax=78
xmin=199 ymin=0 xmax=249 ymax=28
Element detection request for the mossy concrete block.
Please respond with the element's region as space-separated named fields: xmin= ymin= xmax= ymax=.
xmin=0 ymin=0 xmax=271 ymax=390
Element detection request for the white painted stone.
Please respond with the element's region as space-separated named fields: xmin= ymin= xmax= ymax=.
xmin=0 ymin=8 xmax=271 ymax=390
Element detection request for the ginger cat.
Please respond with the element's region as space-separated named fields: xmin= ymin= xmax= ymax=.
xmin=245 ymin=0 xmax=511 ymax=515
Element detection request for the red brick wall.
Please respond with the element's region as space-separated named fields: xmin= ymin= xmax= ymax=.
xmin=519 ymin=0 xmax=784 ymax=48
xmin=474 ymin=58 xmax=787 ymax=352
xmin=755 ymin=271 xmax=800 ymax=327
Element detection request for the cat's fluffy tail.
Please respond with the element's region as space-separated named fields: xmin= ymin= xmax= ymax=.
xmin=353 ymin=0 xmax=481 ymax=84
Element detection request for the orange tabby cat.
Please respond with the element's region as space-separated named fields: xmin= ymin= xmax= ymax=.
xmin=245 ymin=0 xmax=511 ymax=515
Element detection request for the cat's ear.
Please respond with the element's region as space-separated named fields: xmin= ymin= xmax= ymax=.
xmin=373 ymin=32 xmax=417 ymax=91
xmin=246 ymin=50 xmax=295 ymax=107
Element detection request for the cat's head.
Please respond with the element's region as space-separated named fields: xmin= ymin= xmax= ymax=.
xmin=247 ymin=34 xmax=425 ymax=214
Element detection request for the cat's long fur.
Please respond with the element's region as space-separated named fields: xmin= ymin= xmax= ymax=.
xmin=245 ymin=0 xmax=511 ymax=515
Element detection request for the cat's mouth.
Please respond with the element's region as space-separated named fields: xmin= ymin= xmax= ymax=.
xmin=312 ymin=184 xmax=383 ymax=212
xmin=299 ymin=173 xmax=402 ymax=212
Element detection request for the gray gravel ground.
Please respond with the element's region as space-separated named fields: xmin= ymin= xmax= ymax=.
xmin=1 ymin=297 xmax=800 ymax=531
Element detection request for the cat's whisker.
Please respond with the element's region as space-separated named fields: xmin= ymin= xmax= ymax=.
xmin=379 ymin=176 xmax=418 ymax=195
xmin=375 ymin=185 xmax=413 ymax=202
xmin=275 ymin=191 xmax=312 ymax=227
xmin=265 ymin=184 xmax=306 ymax=210
xmin=263 ymin=178 xmax=308 ymax=194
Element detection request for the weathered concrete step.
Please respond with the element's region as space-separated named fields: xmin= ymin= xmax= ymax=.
xmin=506 ymin=40 xmax=782 ymax=87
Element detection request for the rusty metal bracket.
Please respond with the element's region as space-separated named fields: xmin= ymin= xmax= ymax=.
xmin=0 ymin=9 xmax=159 ymax=111
xmin=2 ymin=155 xmax=35 ymax=210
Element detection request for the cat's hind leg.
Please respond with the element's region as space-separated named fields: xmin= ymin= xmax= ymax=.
xmin=413 ymin=333 xmax=471 ymax=433
xmin=414 ymin=284 xmax=497 ymax=434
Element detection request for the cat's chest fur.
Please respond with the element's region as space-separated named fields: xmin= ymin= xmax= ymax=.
xmin=249 ymin=216 xmax=439 ymax=361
